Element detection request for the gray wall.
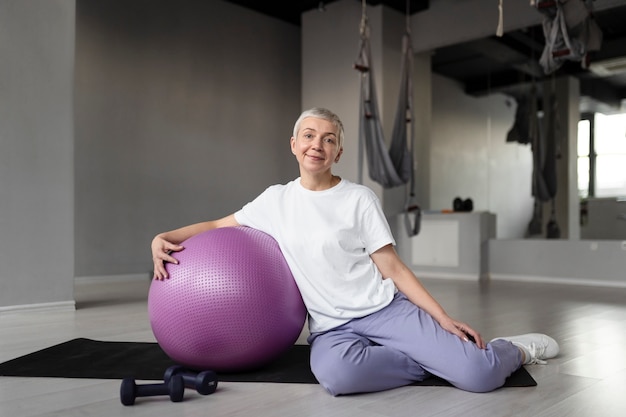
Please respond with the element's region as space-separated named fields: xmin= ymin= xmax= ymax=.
xmin=74 ymin=0 xmax=301 ymax=277
xmin=0 ymin=0 xmax=75 ymax=309
xmin=490 ymin=239 xmax=626 ymax=287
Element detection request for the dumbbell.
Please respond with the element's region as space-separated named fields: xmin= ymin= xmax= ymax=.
xmin=120 ymin=374 xmax=185 ymax=406
xmin=164 ymin=365 xmax=218 ymax=395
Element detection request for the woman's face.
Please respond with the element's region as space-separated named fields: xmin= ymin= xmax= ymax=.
xmin=290 ymin=116 xmax=343 ymax=176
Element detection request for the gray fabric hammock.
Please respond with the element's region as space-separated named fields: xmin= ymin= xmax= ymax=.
xmin=529 ymin=0 xmax=600 ymax=237
xmin=535 ymin=0 xmax=602 ymax=75
xmin=506 ymin=80 xmax=560 ymax=238
xmin=354 ymin=5 xmax=420 ymax=237
xmin=541 ymin=81 xmax=561 ymax=238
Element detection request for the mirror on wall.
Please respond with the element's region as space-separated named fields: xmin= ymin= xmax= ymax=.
xmin=430 ymin=2 xmax=626 ymax=240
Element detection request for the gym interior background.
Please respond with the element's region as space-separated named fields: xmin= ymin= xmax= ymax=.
xmin=1 ymin=0 xmax=626 ymax=313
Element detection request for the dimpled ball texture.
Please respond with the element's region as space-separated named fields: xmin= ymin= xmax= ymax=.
xmin=148 ymin=227 xmax=307 ymax=372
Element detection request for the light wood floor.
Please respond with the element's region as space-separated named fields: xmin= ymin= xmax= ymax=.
xmin=1 ymin=277 xmax=626 ymax=417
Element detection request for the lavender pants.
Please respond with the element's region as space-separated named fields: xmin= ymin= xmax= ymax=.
xmin=307 ymin=293 xmax=522 ymax=396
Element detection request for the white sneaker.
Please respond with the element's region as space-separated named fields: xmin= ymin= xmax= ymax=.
xmin=491 ymin=333 xmax=559 ymax=365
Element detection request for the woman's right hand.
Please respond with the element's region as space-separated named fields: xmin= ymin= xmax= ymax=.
xmin=151 ymin=235 xmax=184 ymax=280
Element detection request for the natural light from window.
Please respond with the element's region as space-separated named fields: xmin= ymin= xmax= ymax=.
xmin=577 ymin=119 xmax=590 ymax=198
xmin=578 ymin=113 xmax=626 ymax=199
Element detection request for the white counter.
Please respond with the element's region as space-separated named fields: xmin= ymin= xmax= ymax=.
xmin=392 ymin=211 xmax=496 ymax=281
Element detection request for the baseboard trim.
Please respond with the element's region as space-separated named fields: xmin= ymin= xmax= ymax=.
xmin=411 ymin=270 xmax=482 ymax=281
xmin=490 ymin=273 xmax=626 ymax=289
xmin=74 ymin=273 xmax=151 ymax=285
xmin=0 ymin=300 xmax=76 ymax=315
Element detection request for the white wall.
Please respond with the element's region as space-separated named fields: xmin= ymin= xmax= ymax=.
xmin=0 ymin=0 xmax=75 ymax=309
xmin=430 ymin=75 xmax=534 ymax=239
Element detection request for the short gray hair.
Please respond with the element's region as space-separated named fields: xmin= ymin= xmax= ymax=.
xmin=292 ymin=107 xmax=344 ymax=149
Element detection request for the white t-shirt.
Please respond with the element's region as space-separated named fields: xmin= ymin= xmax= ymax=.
xmin=234 ymin=177 xmax=397 ymax=333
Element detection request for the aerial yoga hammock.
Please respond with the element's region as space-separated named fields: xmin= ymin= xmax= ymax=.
xmin=354 ymin=0 xmax=421 ymax=237
xmin=542 ymin=77 xmax=561 ymax=239
xmin=509 ymin=0 xmax=595 ymax=238
xmin=534 ymin=0 xmax=602 ymax=75
xmin=506 ymin=78 xmax=560 ymax=239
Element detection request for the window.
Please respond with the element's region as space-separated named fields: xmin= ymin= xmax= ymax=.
xmin=577 ymin=113 xmax=626 ymax=199
xmin=577 ymin=119 xmax=591 ymax=199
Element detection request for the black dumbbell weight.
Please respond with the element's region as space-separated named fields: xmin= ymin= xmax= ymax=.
xmin=120 ymin=374 xmax=185 ymax=406
xmin=164 ymin=365 xmax=218 ymax=395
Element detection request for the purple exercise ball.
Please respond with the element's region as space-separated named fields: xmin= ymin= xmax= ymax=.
xmin=148 ymin=226 xmax=307 ymax=372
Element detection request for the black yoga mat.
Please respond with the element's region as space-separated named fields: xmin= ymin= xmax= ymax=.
xmin=0 ymin=338 xmax=536 ymax=387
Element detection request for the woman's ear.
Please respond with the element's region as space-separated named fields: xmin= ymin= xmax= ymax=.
xmin=290 ymin=136 xmax=296 ymax=155
xmin=334 ymin=147 xmax=343 ymax=162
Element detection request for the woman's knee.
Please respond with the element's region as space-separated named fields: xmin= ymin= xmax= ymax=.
xmin=448 ymin=359 xmax=510 ymax=393
xmin=311 ymin=346 xmax=367 ymax=396
xmin=452 ymin=342 xmax=524 ymax=393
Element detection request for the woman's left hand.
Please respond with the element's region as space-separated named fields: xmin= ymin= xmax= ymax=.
xmin=439 ymin=318 xmax=486 ymax=349
xmin=368 ymin=245 xmax=487 ymax=349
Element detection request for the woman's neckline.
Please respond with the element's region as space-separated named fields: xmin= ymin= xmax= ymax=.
xmin=298 ymin=175 xmax=342 ymax=192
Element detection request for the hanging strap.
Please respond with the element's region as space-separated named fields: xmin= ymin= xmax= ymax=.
xmin=397 ymin=20 xmax=421 ymax=237
xmin=404 ymin=194 xmax=421 ymax=237
xmin=355 ymin=7 xmax=406 ymax=188
xmin=496 ymin=0 xmax=504 ymax=37
xmin=397 ymin=6 xmax=420 ymax=237
xmin=354 ymin=0 xmax=421 ymax=236
xmin=542 ymin=76 xmax=559 ymax=200
xmin=530 ymin=80 xmax=551 ymax=203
